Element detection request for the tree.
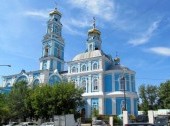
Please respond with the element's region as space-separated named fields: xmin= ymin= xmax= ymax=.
xmin=138 ymin=84 xmax=158 ymax=114
xmin=30 ymin=82 xmax=85 ymax=119
xmin=0 ymin=93 xmax=10 ymax=123
xmin=158 ymin=80 xmax=170 ymax=109
xmin=7 ymin=81 xmax=29 ymax=120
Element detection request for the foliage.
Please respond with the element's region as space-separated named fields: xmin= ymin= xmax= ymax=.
xmin=91 ymin=108 xmax=99 ymax=117
xmin=0 ymin=93 xmax=10 ymax=122
xmin=1 ymin=81 xmax=85 ymax=120
xmin=158 ymin=80 xmax=170 ymax=109
xmin=7 ymin=81 xmax=29 ymax=120
xmin=138 ymin=84 xmax=158 ymax=114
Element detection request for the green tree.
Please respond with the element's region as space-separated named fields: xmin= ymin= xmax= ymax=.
xmin=30 ymin=82 xmax=85 ymax=119
xmin=158 ymin=80 xmax=170 ymax=109
xmin=138 ymin=84 xmax=158 ymax=114
xmin=7 ymin=81 xmax=29 ymax=120
xmin=0 ymin=93 xmax=10 ymax=122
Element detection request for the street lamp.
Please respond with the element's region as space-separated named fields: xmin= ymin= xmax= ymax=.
xmin=120 ymin=69 xmax=126 ymax=111
xmin=121 ymin=76 xmax=126 ymax=111
xmin=0 ymin=65 xmax=11 ymax=67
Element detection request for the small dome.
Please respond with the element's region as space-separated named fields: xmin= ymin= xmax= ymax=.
xmin=114 ymin=57 xmax=120 ymax=62
xmin=114 ymin=57 xmax=120 ymax=65
xmin=49 ymin=8 xmax=62 ymax=16
xmin=88 ymin=28 xmax=101 ymax=35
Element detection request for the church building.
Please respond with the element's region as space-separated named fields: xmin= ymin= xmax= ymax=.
xmin=2 ymin=8 xmax=138 ymax=117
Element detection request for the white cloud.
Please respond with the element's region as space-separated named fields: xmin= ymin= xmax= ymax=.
xmin=68 ymin=0 xmax=115 ymax=21
xmin=128 ymin=20 xmax=160 ymax=46
xmin=63 ymin=23 xmax=85 ymax=36
xmin=65 ymin=18 xmax=90 ymax=28
xmin=23 ymin=10 xmax=50 ymax=19
xmin=149 ymin=47 xmax=170 ymax=56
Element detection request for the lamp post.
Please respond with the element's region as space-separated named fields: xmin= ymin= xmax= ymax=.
xmin=121 ymin=69 xmax=126 ymax=111
xmin=0 ymin=65 xmax=11 ymax=67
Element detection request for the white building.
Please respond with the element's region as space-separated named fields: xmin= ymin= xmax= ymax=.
xmin=2 ymin=8 xmax=138 ymax=117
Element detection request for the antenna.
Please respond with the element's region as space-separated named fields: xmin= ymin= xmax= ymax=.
xmin=54 ymin=1 xmax=58 ymax=9
xmin=93 ymin=17 xmax=96 ymax=29
xmin=116 ymin=51 xmax=118 ymax=57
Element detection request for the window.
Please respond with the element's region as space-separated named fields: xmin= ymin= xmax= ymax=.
xmin=121 ymin=100 xmax=127 ymax=113
xmin=91 ymin=99 xmax=98 ymax=110
xmin=93 ymin=63 xmax=98 ymax=70
xmin=92 ymin=78 xmax=98 ymax=91
xmin=82 ymin=80 xmax=86 ymax=92
xmin=72 ymin=66 xmax=77 ymax=73
xmin=57 ymin=47 xmax=61 ymax=58
xmin=49 ymin=75 xmax=61 ymax=85
xmin=42 ymin=61 xmax=47 ymax=70
xmin=82 ymin=65 xmax=86 ymax=72
xmin=16 ymin=75 xmax=28 ymax=83
xmin=120 ymin=77 xmax=126 ymax=90
xmin=33 ymin=79 xmax=40 ymax=86
xmin=45 ymin=46 xmax=49 ymax=57
xmin=89 ymin=44 xmax=93 ymax=51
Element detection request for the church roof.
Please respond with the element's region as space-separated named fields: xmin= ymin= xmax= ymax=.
xmin=72 ymin=50 xmax=104 ymax=61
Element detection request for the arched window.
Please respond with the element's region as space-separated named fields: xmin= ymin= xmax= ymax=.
xmin=93 ymin=63 xmax=98 ymax=70
xmin=82 ymin=80 xmax=86 ymax=92
xmin=45 ymin=46 xmax=49 ymax=57
xmin=33 ymin=79 xmax=40 ymax=86
xmin=89 ymin=44 xmax=93 ymax=51
xmin=72 ymin=66 xmax=77 ymax=73
xmin=16 ymin=75 xmax=28 ymax=83
xmin=120 ymin=77 xmax=126 ymax=90
xmin=49 ymin=75 xmax=61 ymax=86
xmin=92 ymin=78 xmax=98 ymax=91
xmin=82 ymin=65 xmax=86 ymax=72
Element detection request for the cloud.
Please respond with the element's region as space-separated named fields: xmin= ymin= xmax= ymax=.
xmin=149 ymin=47 xmax=170 ymax=56
xmin=68 ymin=0 xmax=115 ymax=21
xmin=23 ymin=9 xmax=50 ymax=19
xmin=65 ymin=18 xmax=90 ymax=28
xmin=63 ymin=23 xmax=85 ymax=36
xmin=128 ymin=20 xmax=160 ymax=46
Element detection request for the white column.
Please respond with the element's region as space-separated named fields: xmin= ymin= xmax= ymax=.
xmin=99 ymin=98 xmax=104 ymax=115
xmin=88 ymin=61 xmax=91 ymax=71
xmin=112 ymin=98 xmax=116 ymax=115
xmin=88 ymin=75 xmax=92 ymax=92
xmin=99 ymin=73 xmax=103 ymax=92
xmin=123 ymin=111 xmax=128 ymax=126
xmin=112 ymin=73 xmax=115 ymax=91
xmin=148 ymin=110 xmax=154 ymax=124
xmin=87 ymin=99 xmax=91 ymax=118
xmin=99 ymin=59 xmax=102 ymax=70
xmin=109 ymin=116 xmax=113 ymax=126
xmin=78 ymin=63 xmax=80 ymax=73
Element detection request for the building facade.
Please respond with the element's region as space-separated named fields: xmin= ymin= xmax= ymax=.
xmin=2 ymin=8 xmax=138 ymax=117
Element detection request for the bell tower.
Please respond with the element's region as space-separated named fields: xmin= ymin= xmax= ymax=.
xmin=39 ymin=8 xmax=64 ymax=72
xmin=87 ymin=17 xmax=102 ymax=52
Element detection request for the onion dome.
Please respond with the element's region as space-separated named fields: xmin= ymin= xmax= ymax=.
xmin=88 ymin=17 xmax=101 ymax=35
xmin=114 ymin=56 xmax=120 ymax=65
xmin=49 ymin=8 xmax=62 ymax=16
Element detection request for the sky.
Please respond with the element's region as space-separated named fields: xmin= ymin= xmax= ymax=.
xmin=0 ymin=0 xmax=170 ymax=89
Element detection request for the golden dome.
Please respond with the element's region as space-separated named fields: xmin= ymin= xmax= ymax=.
xmin=88 ymin=28 xmax=101 ymax=35
xmin=114 ymin=57 xmax=120 ymax=62
xmin=49 ymin=8 xmax=62 ymax=16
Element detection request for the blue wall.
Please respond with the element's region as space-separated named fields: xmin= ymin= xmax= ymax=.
xmin=57 ymin=61 xmax=61 ymax=72
xmin=104 ymin=74 xmax=112 ymax=92
xmin=116 ymin=97 xmax=131 ymax=115
xmin=105 ymin=61 xmax=110 ymax=70
xmin=104 ymin=98 xmax=112 ymax=115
